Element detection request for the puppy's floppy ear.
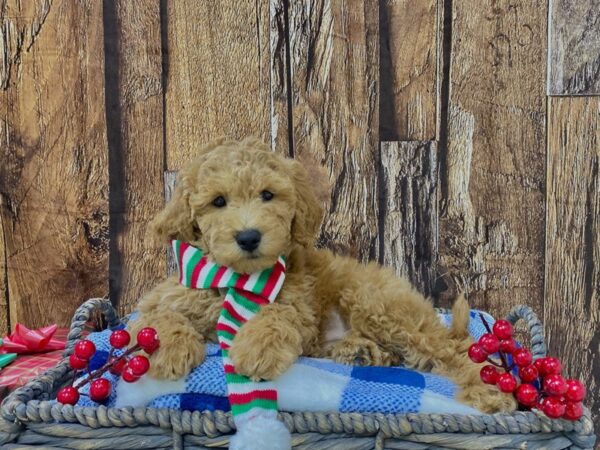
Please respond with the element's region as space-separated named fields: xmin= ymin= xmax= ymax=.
xmin=146 ymin=169 xmax=198 ymax=246
xmin=146 ymin=138 xmax=225 ymax=246
xmin=287 ymin=158 xmax=325 ymax=247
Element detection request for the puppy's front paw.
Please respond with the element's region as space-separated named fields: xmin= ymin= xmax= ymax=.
xmin=147 ymin=338 xmax=205 ymax=380
xmin=228 ymin=322 xmax=302 ymax=381
xmin=128 ymin=317 xmax=205 ymax=380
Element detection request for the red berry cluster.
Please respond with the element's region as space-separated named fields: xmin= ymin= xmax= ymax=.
xmin=56 ymin=328 xmax=159 ymax=405
xmin=469 ymin=316 xmax=586 ymax=421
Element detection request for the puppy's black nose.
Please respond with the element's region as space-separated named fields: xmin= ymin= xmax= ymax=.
xmin=235 ymin=229 xmax=262 ymax=252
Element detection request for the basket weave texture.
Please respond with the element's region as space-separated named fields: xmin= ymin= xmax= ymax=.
xmin=0 ymin=298 xmax=596 ymax=449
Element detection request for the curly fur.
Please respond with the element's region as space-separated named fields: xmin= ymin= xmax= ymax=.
xmin=128 ymin=137 xmax=516 ymax=414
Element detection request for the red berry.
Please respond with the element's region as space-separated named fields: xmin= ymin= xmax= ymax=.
xmin=544 ymin=374 xmax=568 ymax=396
xmin=518 ymin=364 xmax=539 ymax=383
xmin=492 ymin=320 xmax=513 ymax=339
xmin=109 ymin=357 xmax=127 ymax=375
xmin=69 ymin=353 xmax=88 ymax=370
xmin=536 ymin=357 xmax=561 ymax=376
xmin=479 ymin=333 xmax=500 ymax=354
xmin=74 ymin=340 xmax=96 ymax=361
xmin=563 ymin=401 xmax=584 ymax=421
xmin=89 ymin=378 xmax=112 ymax=402
xmin=109 ymin=330 xmax=131 ymax=349
xmin=480 ymin=365 xmax=499 ymax=384
xmin=499 ymin=338 xmax=517 ymax=353
xmin=128 ymin=355 xmax=150 ymax=376
xmin=122 ymin=366 xmax=140 ymax=383
xmin=57 ymin=386 xmax=80 ymax=405
xmin=497 ymin=373 xmax=518 ymax=393
xmin=468 ymin=343 xmax=488 ymax=363
xmin=512 ymin=348 xmax=533 ymax=367
xmin=137 ymin=328 xmax=159 ymax=354
xmin=565 ymin=379 xmax=586 ymax=402
xmin=542 ymin=396 xmax=566 ymax=418
xmin=515 ymin=384 xmax=539 ymax=407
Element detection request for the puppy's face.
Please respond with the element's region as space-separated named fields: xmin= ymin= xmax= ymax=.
xmin=149 ymin=139 xmax=323 ymax=274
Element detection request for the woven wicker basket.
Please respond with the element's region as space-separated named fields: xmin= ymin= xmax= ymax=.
xmin=0 ymin=298 xmax=596 ymax=449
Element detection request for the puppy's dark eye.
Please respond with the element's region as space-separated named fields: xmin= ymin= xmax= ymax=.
xmin=212 ymin=196 xmax=226 ymax=208
xmin=260 ymin=190 xmax=274 ymax=201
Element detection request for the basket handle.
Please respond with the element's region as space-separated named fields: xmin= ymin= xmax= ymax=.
xmin=505 ymin=305 xmax=546 ymax=360
xmin=64 ymin=298 xmax=122 ymax=357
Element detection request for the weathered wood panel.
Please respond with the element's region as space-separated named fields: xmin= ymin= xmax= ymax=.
xmin=380 ymin=0 xmax=437 ymax=141
xmin=269 ymin=0 xmax=291 ymax=155
xmin=164 ymin=1 xmax=272 ymax=169
xmin=545 ymin=97 xmax=600 ymax=438
xmin=164 ymin=170 xmax=177 ymax=277
xmin=0 ymin=1 xmax=108 ymax=328
xmin=438 ymin=1 xmax=547 ymax=316
xmin=548 ymin=0 xmax=600 ymax=95
xmin=381 ymin=141 xmax=438 ymax=296
xmin=104 ymin=1 xmax=165 ymax=316
xmin=288 ymin=0 xmax=380 ymax=261
xmin=0 ymin=215 xmax=8 ymax=334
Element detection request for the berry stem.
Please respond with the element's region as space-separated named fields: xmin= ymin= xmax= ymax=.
xmin=485 ymin=357 xmax=505 ymax=368
xmin=72 ymin=344 xmax=140 ymax=389
xmin=479 ymin=313 xmax=511 ymax=373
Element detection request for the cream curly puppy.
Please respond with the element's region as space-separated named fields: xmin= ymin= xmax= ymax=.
xmin=128 ymin=137 xmax=516 ymax=414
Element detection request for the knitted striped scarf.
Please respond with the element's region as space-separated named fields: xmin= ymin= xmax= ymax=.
xmin=171 ymin=240 xmax=286 ymax=427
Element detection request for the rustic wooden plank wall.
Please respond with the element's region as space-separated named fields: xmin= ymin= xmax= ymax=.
xmin=0 ymin=0 xmax=598 ymax=441
xmin=105 ymin=1 xmax=165 ymax=316
xmin=0 ymin=1 xmax=109 ymax=330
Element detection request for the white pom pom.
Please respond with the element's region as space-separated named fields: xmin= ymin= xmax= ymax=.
xmin=229 ymin=416 xmax=291 ymax=450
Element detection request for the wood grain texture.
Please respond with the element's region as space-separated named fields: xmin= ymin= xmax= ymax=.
xmin=269 ymin=0 xmax=290 ymax=155
xmin=164 ymin=170 xmax=177 ymax=277
xmin=548 ymin=0 xmax=600 ymax=95
xmin=380 ymin=0 xmax=437 ymax=141
xmin=545 ymin=97 xmax=600 ymax=437
xmin=0 ymin=0 xmax=50 ymax=89
xmin=105 ymin=1 xmax=165 ymax=316
xmin=164 ymin=1 xmax=272 ymax=169
xmin=381 ymin=141 xmax=438 ymax=297
xmin=288 ymin=0 xmax=380 ymax=261
xmin=0 ymin=212 xmax=8 ymax=334
xmin=438 ymin=0 xmax=547 ymax=316
xmin=0 ymin=1 xmax=108 ymax=328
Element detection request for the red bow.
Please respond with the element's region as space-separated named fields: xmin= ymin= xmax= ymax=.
xmin=1 ymin=324 xmax=66 ymax=354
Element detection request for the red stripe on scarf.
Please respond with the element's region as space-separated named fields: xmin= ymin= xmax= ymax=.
xmin=223 ymin=364 xmax=236 ymax=374
xmin=212 ymin=266 xmax=229 ymax=286
xmin=236 ymin=288 xmax=270 ymax=306
xmin=234 ymin=273 xmax=250 ymax=289
xmin=261 ymin=260 xmax=284 ymax=299
xmin=223 ymin=300 xmax=247 ymax=324
xmin=190 ymin=257 xmax=208 ymax=288
xmin=228 ymin=390 xmax=278 ymax=405
xmin=220 ymin=342 xmax=230 ymax=350
xmin=216 ymin=322 xmax=237 ymax=335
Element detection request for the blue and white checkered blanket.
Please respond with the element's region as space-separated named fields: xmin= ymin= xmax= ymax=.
xmin=76 ymin=310 xmax=497 ymax=415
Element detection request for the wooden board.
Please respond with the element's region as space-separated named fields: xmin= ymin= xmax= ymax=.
xmin=545 ymin=96 xmax=600 ymax=437
xmin=381 ymin=141 xmax=438 ymax=297
xmin=0 ymin=215 xmax=8 ymax=334
xmin=164 ymin=1 xmax=272 ymax=169
xmin=269 ymin=0 xmax=291 ymax=155
xmin=287 ymin=0 xmax=380 ymax=261
xmin=438 ymin=0 xmax=547 ymax=316
xmin=0 ymin=1 xmax=108 ymax=328
xmin=104 ymin=1 xmax=165 ymax=316
xmin=380 ymin=0 xmax=438 ymax=141
xmin=548 ymin=0 xmax=600 ymax=95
